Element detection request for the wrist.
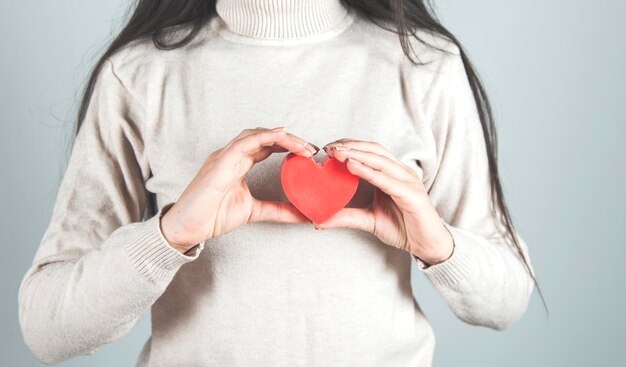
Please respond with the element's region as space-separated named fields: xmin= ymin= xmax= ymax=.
xmin=413 ymin=223 xmax=455 ymax=266
xmin=159 ymin=210 xmax=198 ymax=254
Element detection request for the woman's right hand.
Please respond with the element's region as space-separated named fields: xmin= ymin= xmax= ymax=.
xmin=160 ymin=126 xmax=317 ymax=253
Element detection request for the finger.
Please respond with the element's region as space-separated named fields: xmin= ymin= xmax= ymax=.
xmin=218 ymin=129 xmax=313 ymax=182
xmin=249 ymin=199 xmax=312 ymax=224
xmin=249 ymin=144 xmax=289 ymax=163
xmin=278 ymin=131 xmax=318 ymax=155
xmin=230 ymin=127 xmax=284 ymax=146
xmin=324 ymin=139 xmax=399 ymax=163
xmin=232 ymin=127 xmax=317 ymax=156
xmin=233 ymin=126 xmax=285 ymax=140
xmin=329 ymin=147 xmax=418 ymax=182
xmin=345 ymin=157 xmax=413 ymax=200
xmin=315 ymin=207 xmax=374 ymax=233
xmin=282 ymin=131 xmax=318 ymax=155
xmin=245 ymin=133 xmax=314 ymax=164
xmin=249 ymin=129 xmax=317 ymax=155
xmin=231 ymin=129 xmax=314 ymax=159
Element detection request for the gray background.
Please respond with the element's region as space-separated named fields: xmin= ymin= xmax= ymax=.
xmin=1 ymin=0 xmax=624 ymax=366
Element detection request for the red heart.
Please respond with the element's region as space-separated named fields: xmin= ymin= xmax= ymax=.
xmin=280 ymin=152 xmax=359 ymax=225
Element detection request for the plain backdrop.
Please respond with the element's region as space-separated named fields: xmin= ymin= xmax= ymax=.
xmin=1 ymin=1 xmax=624 ymax=366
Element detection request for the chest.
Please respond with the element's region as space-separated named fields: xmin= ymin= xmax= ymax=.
xmin=141 ymin=51 xmax=430 ymax=209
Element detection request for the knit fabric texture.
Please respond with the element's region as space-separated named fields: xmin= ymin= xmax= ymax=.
xmin=18 ymin=0 xmax=535 ymax=365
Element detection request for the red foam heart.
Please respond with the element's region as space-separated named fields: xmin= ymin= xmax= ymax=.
xmin=280 ymin=152 xmax=359 ymax=225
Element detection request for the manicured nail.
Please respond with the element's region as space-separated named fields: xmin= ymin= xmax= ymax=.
xmin=334 ymin=146 xmax=350 ymax=151
xmin=298 ymin=141 xmax=317 ymax=155
xmin=272 ymin=126 xmax=286 ymax=131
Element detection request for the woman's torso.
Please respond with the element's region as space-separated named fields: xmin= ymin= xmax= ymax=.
xmin=116 ymin=9 xmax=442 ymax=366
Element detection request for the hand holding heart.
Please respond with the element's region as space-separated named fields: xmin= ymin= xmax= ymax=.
xmin=317 ymin=139 xmax=455 ymax=266
xmin=161 ymin=126 xmax=453 ymax=266
xmin=160 ymin=126 xmax=315 ymax=253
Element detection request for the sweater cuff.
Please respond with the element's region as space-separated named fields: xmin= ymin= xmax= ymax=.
xmin=412 ymin=221 xmax=477 ymax=288
xmin=125 ymin=201 xmax=205 ymax=283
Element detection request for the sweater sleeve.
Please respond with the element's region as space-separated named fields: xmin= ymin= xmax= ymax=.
xmin=411 ymin=44 xmax=535 ymax=331
xmin=17 ymin=59 xmax=205 ymax=365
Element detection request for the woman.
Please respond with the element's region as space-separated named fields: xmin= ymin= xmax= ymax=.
xmin=18 ymin=0 xmax=543 ymax=365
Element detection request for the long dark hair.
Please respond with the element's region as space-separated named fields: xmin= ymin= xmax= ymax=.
xmin=73 ymin=0 xmax=546 ymax=312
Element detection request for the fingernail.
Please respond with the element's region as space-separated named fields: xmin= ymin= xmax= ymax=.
xmin=302 ymin=142 xmax=317 ymax=155
xmin=310 ymin=143 xmax=320 ymax=152
xmin=272 ymin=126 xmax=286 ymax=131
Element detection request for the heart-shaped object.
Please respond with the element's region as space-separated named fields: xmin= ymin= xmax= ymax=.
xmin=280 ymin=152 xmax=359 ymax=224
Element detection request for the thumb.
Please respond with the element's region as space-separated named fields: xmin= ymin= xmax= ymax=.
xmin=316 ymin=207 xmax=374 ymax=233
xmin=249 ymin=199 xmax=311 ymax=224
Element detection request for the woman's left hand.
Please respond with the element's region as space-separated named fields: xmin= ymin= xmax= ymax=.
xmin=318 ymin=139 xmax=455 ymax=266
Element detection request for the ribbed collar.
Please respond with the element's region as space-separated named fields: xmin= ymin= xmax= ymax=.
xmin=214 ymin=0 xmax=352 ymax=41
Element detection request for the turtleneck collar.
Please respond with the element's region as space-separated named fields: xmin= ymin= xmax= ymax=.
xmin=213 ymin=0 xmax=354 ymax=42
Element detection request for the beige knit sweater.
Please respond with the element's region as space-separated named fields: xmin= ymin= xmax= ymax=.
xmin=18 ymin=0 xmax=535 ymax=365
